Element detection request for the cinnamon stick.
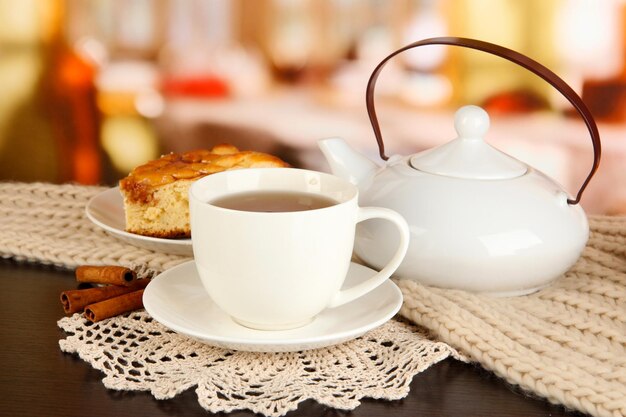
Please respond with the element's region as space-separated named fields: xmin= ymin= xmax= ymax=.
xmin=84 ymin=289 xmax=145 ymax=323
xmin=75 ymin=265 xmax=137 ymax=286
xmin=60 ymin=279 xmax=150 ymax=315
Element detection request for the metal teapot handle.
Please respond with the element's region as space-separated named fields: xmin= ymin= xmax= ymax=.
xmin=366 ymin=37 xmax=601 ymax=205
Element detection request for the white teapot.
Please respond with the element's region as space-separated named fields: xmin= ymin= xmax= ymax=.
xmin=319 ymin=38 xmax=601 ymax=296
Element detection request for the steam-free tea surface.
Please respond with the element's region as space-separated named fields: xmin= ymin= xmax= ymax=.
xmin=210 ymin=191 xmax=337 ymax=212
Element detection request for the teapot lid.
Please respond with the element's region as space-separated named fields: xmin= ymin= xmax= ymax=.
xmin=409 ymin=105 xmax=527 ymax=179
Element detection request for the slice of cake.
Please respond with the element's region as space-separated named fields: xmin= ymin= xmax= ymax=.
xmin=119 ymin=144 xmax=289 ymax=238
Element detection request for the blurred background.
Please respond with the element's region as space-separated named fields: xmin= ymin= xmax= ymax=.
xmin=1 ymin=0 xmax=625 ymax=214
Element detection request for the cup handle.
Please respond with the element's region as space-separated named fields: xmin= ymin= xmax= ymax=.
xmin=326 ymin=207 xmax=409 ymax=308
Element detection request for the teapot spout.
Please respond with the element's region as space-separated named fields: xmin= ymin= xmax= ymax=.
xmin=318 ymin=137 xmax=379 ymax=188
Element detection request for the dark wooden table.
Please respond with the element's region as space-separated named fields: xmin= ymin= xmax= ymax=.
xmin=0 ymin=259 xmax=586 ymax=417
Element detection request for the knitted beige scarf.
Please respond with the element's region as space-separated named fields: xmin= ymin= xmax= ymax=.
xmin=0 ymin=183 xmax=624 ymax=416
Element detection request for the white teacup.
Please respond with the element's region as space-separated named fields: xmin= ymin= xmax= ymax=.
xmin=189 ymin=168 xmax=409 ymax=330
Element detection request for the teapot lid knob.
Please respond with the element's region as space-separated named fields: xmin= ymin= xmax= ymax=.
xmin=409 ymin=105 xmax=528 ymax=180
xmin=455 ymin=105 xmax=490 ymax=140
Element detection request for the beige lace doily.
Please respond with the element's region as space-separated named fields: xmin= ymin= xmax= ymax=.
xmin=0 ymin=182 xmax=459 ymax=416
xmin=58 ymin=312 xmax=457 ymax=416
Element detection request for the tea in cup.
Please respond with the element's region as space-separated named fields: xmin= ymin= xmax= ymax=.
xmin=189 ymin=168 xmax=409 ymax=330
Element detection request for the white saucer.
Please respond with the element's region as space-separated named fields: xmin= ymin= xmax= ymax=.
xmin=143 ymin=261 xmax=403 ymax=352
xmin=85 ymin=187 xmax=193 ymax=256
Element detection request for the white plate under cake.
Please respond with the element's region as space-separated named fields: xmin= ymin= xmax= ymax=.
xmin=85 ymin=187 xmax=193 ymax=256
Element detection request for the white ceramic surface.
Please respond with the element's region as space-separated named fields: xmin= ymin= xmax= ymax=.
xmin=409 ymin=106 xmax=528 ymax=180
xmin=318 ymin=106 xmax=589 ymax=296
xmin=143 ymin=260 xmax=403 ymax=352
xmin=85 ymin=187 xmax=193 ymax=256
xmin=189 ymin=168 xmax=409 ymax=330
